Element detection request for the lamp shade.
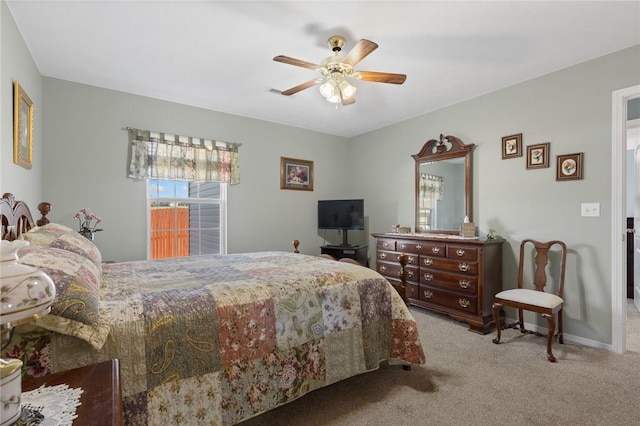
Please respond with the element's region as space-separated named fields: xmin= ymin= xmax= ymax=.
xmin=319 ymin=79 xmax=337 ymax=98
xmin=0 ymin=240 xmax=56 ymax=327
xmin=339 ymin=80 xmax=356 ymax=99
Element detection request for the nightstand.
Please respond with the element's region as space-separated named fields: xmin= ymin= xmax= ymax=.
xmin=22 ymin=359 xmax=123 ymax=426
xmin=320 ymin=245 xmax=369 ymax=266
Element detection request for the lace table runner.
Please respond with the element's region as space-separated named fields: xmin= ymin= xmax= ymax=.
xmin=20 ymin=384 xmax=83 ymax=426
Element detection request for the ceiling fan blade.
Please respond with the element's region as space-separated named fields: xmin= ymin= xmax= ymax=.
xmin=342 ymin=96 xmax=356 ymax=106
xmin=356 ymin=71 xmax=407 ymax=85
xmin=342 ymin=39 xmax=378 ymax=66
xmin=273 ymin=55 xmax=320 ymax=71
xmin=280 ymin=79 xmax=321 ymax=96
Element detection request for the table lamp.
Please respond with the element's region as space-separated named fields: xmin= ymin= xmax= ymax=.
xmin=1 ymin=240 xmax=56 ymax=425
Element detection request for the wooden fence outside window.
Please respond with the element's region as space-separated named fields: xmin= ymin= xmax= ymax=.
xmin=150 ymin=206 xmax=189 ymax=259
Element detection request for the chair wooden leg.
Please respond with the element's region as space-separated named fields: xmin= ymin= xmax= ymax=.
xmin=492 ymin=302 xmax=502 ymax=344
xmin=557 ymin=309 xmax=564 ymax=344
xmin=543 ymin=313 xmax=557 ymax=362
xmin=518 ymin=309 xmax=525 ymax=333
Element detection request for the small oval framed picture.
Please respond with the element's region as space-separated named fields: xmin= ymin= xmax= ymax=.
xmin=556 ymin=153 xmax=584 ymax=181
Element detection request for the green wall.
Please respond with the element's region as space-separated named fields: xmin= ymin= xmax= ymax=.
xmin=351 ymin=45 xmax=640 ymax=347
xmin=1 ymin=1 xmax=43 ymax=208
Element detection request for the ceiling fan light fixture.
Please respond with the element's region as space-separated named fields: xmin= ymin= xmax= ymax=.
xmin=326 ymin=92 xmax=342 ymax=103
xmin=275 ymin=35 xmax=405 ymax=106
xmin=319 ymin=79 xmax=337 ymax=98
xmin=339 ymin=80 xmax=356 ymax=99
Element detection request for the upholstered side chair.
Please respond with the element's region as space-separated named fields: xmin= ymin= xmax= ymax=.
xmin=491 ymin=239 xmax=567 ymax=362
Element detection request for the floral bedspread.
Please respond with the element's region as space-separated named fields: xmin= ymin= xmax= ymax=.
xmin=5 ymin=252 xmax=425 ymax=425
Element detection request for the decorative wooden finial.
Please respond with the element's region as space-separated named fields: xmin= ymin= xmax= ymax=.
xmin=292 ymin=239 xmax=300 ymax=253
xmin=37 ymin=202 xmax=51 ymax=226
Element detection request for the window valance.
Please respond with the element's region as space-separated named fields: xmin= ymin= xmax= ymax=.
xmin=420 ymin=173 xmax=444 ymax=200
xmin=127 ymin=128 xmax=240 ymax=184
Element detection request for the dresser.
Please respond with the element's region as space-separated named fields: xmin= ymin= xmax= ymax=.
xmin=372 ymin=233 xmax=504 ymax=334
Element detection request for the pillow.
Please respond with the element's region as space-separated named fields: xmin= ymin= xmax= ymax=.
xmin=17 ymin=246 xmax=110 ymax=350
xmin=22 ymin=223 xmax=102 ymax=272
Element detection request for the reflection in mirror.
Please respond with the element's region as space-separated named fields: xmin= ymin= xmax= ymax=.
xmin=413 ymin=134 xmax=475 ymax=234
xmin=419 ymin=158 xmax=465 ymax=230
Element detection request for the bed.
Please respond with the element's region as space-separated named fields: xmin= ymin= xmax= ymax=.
xmin=1 ymin=193 xmax=425 ymax=425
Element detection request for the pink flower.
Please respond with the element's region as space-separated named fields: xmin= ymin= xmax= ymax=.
xmin=74 ymin=208 xmax=104 ymax=232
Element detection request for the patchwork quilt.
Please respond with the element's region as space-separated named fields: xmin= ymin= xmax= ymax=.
xmin=6 ymin=251 xmax=425 ymax=425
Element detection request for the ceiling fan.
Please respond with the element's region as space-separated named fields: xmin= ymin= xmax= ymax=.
xmin=273 ymin=35 xmax=406 ymax=106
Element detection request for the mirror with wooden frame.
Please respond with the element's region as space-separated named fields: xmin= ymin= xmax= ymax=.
xmin=413 ymin=134 xmax=475 ymax=234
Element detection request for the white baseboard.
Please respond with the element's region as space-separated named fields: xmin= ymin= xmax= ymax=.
xmin=514 ymin=321 xmax=613 ymax=352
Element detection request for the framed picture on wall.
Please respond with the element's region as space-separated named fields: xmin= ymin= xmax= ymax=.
xmin=556 ymin=152 xmax=584 ymax=181
xmin=501 ymin=133 xmax=522 ymax=159
xmin=280 ymin=157 xmax=314 ymax=191
xmin=13 ymin=81 xmax=33 ymax=169
xmin=526 ymin=142 xmax=550 ymax=169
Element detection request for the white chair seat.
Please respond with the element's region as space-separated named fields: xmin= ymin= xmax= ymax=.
xmin=495 ymin=288 xmax=563 ymax=310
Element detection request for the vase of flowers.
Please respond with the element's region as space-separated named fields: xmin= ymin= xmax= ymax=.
xmin=75 ymin=208 xmax=103 ymax=240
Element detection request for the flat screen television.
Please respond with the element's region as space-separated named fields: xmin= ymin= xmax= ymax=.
xmin=318 ymin=199 xmax=364 ymax=247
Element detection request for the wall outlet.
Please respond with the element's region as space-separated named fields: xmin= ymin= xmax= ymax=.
xmin=581 ymin=202 xmax=600 ymax=217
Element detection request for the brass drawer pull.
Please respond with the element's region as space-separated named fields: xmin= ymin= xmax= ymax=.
xmin=407 ymin=270 xmax=414 ymax=278
xmin=416 ymin=245 xmax=422 ymax=250
xmin=423 ymin=273 xmax=433 ymax=281
xmin=383 ymin=242 xmax=389 ymax=248
xmin=424 ymin=290 xmax=433 ymax=299
xmin=406 ymin=256 xmax=414 ymax=264
xmin=380 ymin=252 xmax=387 ymax=259
xmin=431 ymin=247 xmax=440 ymax=254
xmin=458 ymin=263 xmax=470 ymax=272
xmin=459 ymin=280 xmax=470 ymax=289
xmin=379 ymin=265 xmax=386 ymax=273
xmin=456 ymin=249 xmax=465 ymax=257
xmin=399 ymin=243 xmax=406 ymax=249
xmin=459 ymin=298 xmax=470 ymax=308
xmin=423 ymin=257 xmax=433 ymax=266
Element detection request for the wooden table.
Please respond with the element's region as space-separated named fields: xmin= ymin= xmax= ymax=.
xmin=22 ymin=359 xmax=123 ymax=426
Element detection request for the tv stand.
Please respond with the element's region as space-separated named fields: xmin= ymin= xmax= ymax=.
xmin=320 ymin=245 xmax=368 ymax=266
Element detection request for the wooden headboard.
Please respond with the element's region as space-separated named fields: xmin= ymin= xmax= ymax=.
xmin=0 ymin=193 xmax=51 ymax=241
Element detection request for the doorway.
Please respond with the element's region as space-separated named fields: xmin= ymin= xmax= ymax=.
xmin=612 ymin=85 xmax=640 ymax=354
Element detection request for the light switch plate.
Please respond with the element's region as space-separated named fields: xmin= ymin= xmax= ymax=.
xmin=581 ymin=202 xmax=600 ymax=217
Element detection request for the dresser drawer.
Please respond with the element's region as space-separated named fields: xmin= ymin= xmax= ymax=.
xmin=405 ymin=282 xmax=419 ymax=299
xmin=376 ymin=260 xmax=419 ymax=284
xmin=377 ymin=249 xmax=398 ymax=262
xmin=447 ymin=245 xmax=478 ymax=261
xmin=377 ymin=239 xmax=397 ymax=251
xmin=421 ymin=257 xmax=478 ymax=275
xmin=419 ymin=270 xmax=478 ymax=293
xmin=376 ymin=250 xmax=418 ymax=266
xmin=396 ymin=240 xmax=446 ymax=257
xmin=418 ymin=285 xmax=479 ymax=315
xmin=388 ymin=279 xmax=420 ymax=300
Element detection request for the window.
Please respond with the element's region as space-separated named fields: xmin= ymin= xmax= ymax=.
xmin=147 ymin=180 xmax=226 ymax=259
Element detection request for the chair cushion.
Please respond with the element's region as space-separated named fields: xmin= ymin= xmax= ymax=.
xmin=495 ymin=288 xmax=563 ymax=309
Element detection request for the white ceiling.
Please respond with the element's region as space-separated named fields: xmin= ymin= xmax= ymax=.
xmin=6 ymin=1 xmax=640 ymax=138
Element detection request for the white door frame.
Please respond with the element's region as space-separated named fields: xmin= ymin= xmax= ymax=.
xmin=611 ymin=85 xmax=640 ymax=354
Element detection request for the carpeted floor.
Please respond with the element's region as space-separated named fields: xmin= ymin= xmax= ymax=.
xmin=628 ymin=298 xmax=640 ymax=352
xmin=240 ymin=305 xmax=640 ymax=426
